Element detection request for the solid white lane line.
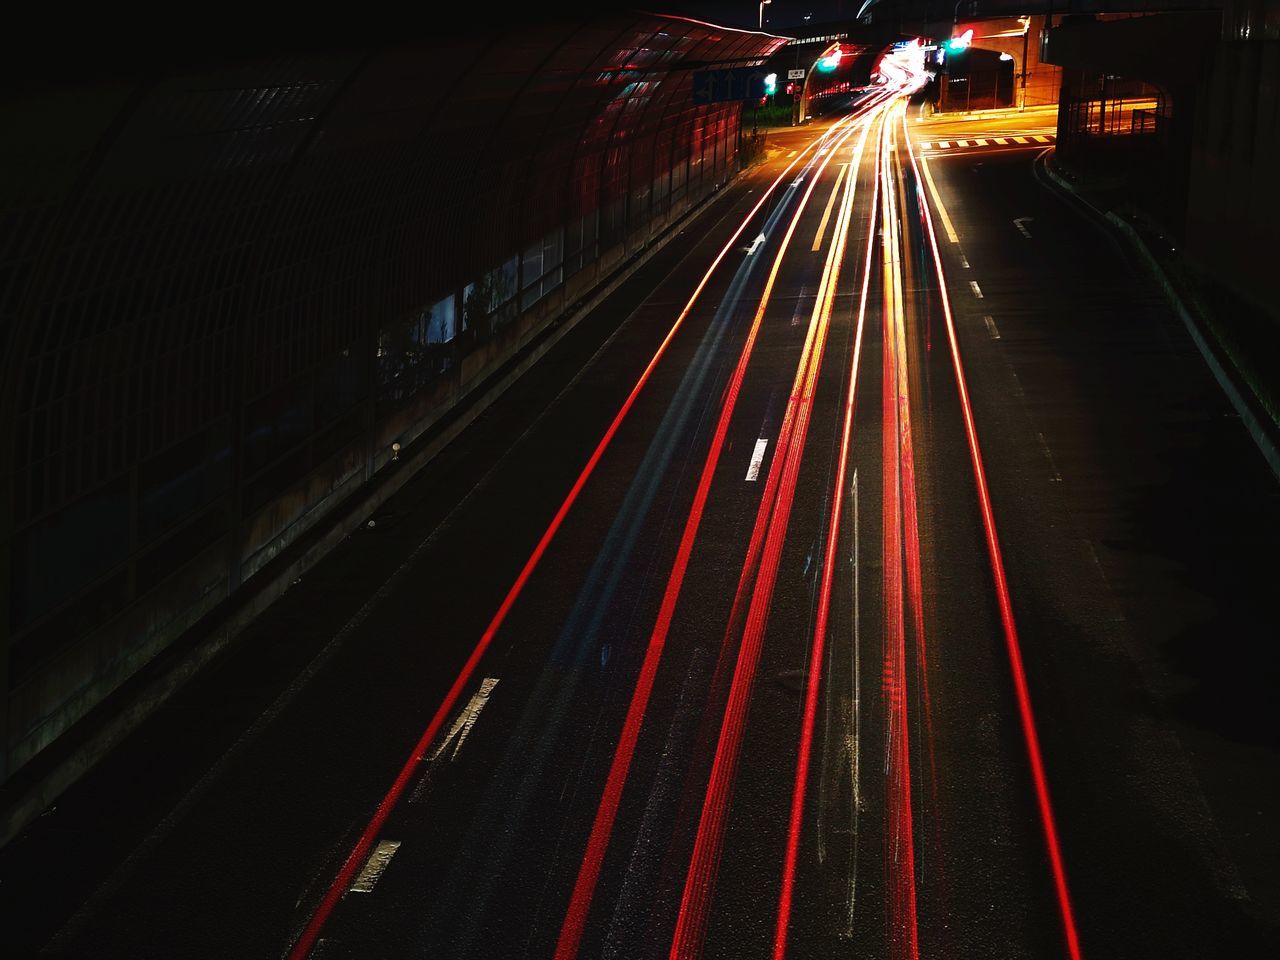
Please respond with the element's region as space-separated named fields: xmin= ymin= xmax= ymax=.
xmin=918 ymin=156 xmax=958 ymax=243
xmin=983 ymin=315 xmax=1001 ymax=340
xmin=746 ymin=438 xmax=769 ymax=481
xmin=350 ymin=840 xmax=402 ymax=894
xmin=969 ymin=280 xmax=984 ymax=298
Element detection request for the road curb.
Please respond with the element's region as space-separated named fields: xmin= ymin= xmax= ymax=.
xmin=0 ymin=164 xmax=754 ymax=852
xmin=1038 ymin=154 xmax=1280 ymax=484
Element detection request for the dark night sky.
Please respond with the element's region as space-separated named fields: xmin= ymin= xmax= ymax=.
xmin=4 ymin=1 xmax=877 ymax=85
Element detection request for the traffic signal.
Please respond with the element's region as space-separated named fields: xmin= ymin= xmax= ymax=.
xmin=764 ymin=73 xmax=777 ymax=95
xmin=947 ymin=28 xmax=973 ymax=52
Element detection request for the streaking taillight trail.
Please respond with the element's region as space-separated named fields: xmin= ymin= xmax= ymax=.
xmin=901 ymin=108 xmax=1085 ymax=960
xmin=284 ymin=109 xmax=861 ymax=960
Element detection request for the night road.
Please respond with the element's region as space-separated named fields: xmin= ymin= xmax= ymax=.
xmin=2 ymin=18 xmax=1279 ymax=960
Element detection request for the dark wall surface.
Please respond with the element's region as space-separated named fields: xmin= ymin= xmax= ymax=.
xmin=0 ymin=12 xmax=785 ymax=783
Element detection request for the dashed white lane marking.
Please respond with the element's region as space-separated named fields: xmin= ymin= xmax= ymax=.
xmin=959 ymin=253 xmax=970 ymax=269
xmin=787 ymin=149 xmax=798 ymax=158
xmin=1013 ymin=136 xmax=1029 ymax=144
xmin=969 ymin=280 xmax=984 ymax=298
xmin=1033 ymin=135 xmax=1051 ymax=143
xmin=983 ymin=315 xmax=1001 ymax=340
xmin=974 ymin=138 xmax=988 ymax=146
xmin=746 ymin=438 xmax=769 ymax=481
xmin=937 ymin=140 xmax=950 ymax=149
xmin=994 ymin=137 xmax=1008 ymax=144
xmin=1014 ymin=217 xmax=1033 ymax=238
xmin=350 ymin=840 xmax=402 ymax=894
xmin=957 ymin=139 xmax=970 ymax=147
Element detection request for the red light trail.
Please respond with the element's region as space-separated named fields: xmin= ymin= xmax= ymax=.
xmin=902 ymin=110 xmax=1085 ymax=960
xmin=283 ymin=115 xmax=851 ymax=960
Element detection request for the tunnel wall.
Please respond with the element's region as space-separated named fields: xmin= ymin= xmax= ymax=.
xmin=0 ymin=16 xmax=786 ymax=783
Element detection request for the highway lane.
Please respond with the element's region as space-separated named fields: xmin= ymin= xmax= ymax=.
xmin=904 ymin=116 xmax=1280 ymax=957
xmin=4 ymin=80 xmax=1278 ymax=960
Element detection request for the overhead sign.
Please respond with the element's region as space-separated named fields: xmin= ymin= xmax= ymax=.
xmin=787 ymin=68 xmax=806 ymax=80
xmin=691 ymin=67 xmax=769 ymax=104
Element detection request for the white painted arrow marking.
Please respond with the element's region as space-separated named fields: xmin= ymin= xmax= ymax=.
xmin=747 ymin=233 xmax=767 ymax=255
xmin=427 ymin=677 xmax=499 ymax=763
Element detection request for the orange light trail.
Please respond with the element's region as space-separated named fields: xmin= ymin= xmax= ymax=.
xmin=770 ymin=99 xmax=882 ymax=960
xmin=551 ymin=106 xmax=877 ymax=960
xmin=669 ymin=103 xmax=879 ymax=960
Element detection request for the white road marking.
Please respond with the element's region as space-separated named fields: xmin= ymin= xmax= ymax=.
xmin=937 ymin=140 xmax=950 ymax=149
xmin=959 ymin=253 xmax=970 ymax=269
xmin=746 ymin=438 xmax=769 ymax=481
xmin=1033 ymin=135 xmax=1051 ymax=143
xmin=994 ymin=137 xmax=1008 ymax=144
xmin=983 ymin=315 xmax=1001 ymax=339
xmin=410 ymin=677 xmax=499 ymax=803
xmin=1014 ymin=216 xmax=1033 ymax=238
xmin=425 ymin=677 xmax=498 ymax=764
xmin=974 ymin=138 xmax=988 ymax=146
xmin=1013 ymin=136 xmax=1029 ymax=144
xmin=787 ymin=149 xmax=798 ymax=158
xmin=969 ymin=280 xmax=984 ymax=298
xmin=957 ymin=139 xmax=970 ymax=147
xmin=746 ymin=233 xmax=767 ymax=255
xmin=350 ymin=840 xmax=402 ymax=893
xmin=812 ymin=163 xmax=850 ymax=251
xmin=918 ymin=156 xmax=958 ymax=244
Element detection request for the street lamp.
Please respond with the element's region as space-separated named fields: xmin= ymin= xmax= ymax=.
xmin=759 ymin=0 xmax=771 ymax=30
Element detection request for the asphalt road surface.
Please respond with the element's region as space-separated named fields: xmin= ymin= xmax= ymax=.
xmin=2 ymin=88 xmax=1277 ymax=960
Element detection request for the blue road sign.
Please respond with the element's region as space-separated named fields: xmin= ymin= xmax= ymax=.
xmin=691 ymin=67 xmax=770 ymax=104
